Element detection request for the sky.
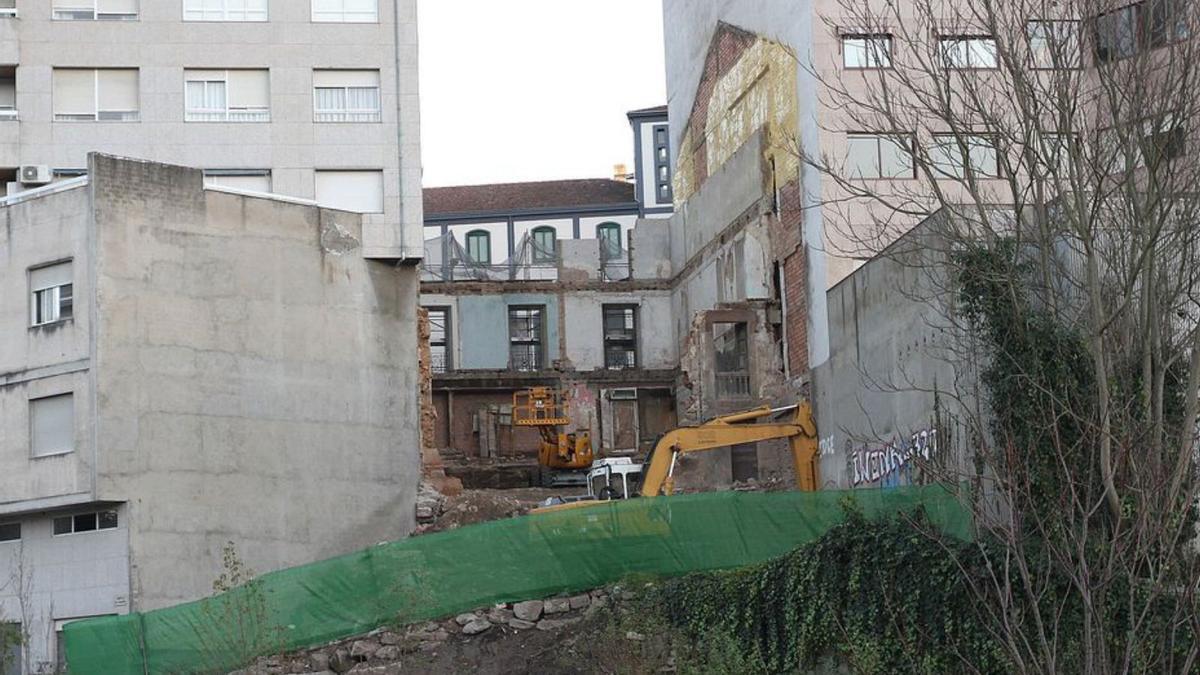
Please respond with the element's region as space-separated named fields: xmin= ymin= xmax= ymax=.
xmin=417 ymin=0 xmax=667 ymax=188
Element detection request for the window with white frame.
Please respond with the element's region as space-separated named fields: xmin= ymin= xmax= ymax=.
xmin=930 ymin=134 xmax=1000 ymax=178
xmin=846 ymin=133 xmax=915 ymax=178
xmin=1028 ymin=20 xmax=1080 ymax=69
xmin=312 ymin=0 xmax=377 ymax=22
xmin=0 ymin=0 xmax=16 ymax=16
xmin=842 ymin=34 xmax=892 ymax=68
xmin=52 ymin=0 xmax=137 ymax=20
xmin=314 ymin=169 xmax=384 ymax=213
xmin=203 ymin=170 xmax=271 ymax=193
xmin=183 ymin=0 xmax=267 ymax=22
xmin=938 ymin=36 xmax=998 ymax=69
xmin=313 ymin=70 xmax=381 ymax=122
xmin=53 ymin=68 xmax=139 ymax=121
xmin=30 ymin=261 xmax=73 ymax=326
xmin=185 ymin=69 xmax=269 ymax=122
xmin=0 ymin=67 xmax=15 ymax=120
xmin=30 ymin=393 xmax=74 ymax=458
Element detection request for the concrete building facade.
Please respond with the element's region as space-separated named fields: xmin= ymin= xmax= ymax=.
xmin=0 ymin=155 xmax=420 ymax=673
xmin=0 ymin=0 xmax=423 ymax=259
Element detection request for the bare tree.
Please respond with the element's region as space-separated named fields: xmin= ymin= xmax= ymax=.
xmin=795 ymin=0 xmax=1200 ymax=672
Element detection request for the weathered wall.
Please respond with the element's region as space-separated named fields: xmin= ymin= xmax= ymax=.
xmin=811 ymin=219 xmax=978 ymax=490
xmin=87 ymin=155 xmax=420 ymax=610
xmin=0 ymin=184 xmax=96 ymax=514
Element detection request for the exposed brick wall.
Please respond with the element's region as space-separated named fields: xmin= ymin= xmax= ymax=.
xmin=776 ymin=180 xmax=809 ymax=377
xmin=446 ymin=392 xmax=544 ymax=459
xmin=682 ymin=22 xmax=757 ymax=191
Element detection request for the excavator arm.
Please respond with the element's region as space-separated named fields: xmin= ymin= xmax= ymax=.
xmin=639 ymin=401 xmax=818 ymax=496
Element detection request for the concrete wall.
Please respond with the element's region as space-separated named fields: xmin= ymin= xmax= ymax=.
xmin=0 ymin=184 xmax=96 ymax=514
xmin=0 ymin=0 xmax=423 ymax=259
xmin=0 ymin=505 xmax=130 ymax=674
xmin=85 ymin=155 xmax=420 ymax=610
xmin=811 ymin=220 xmax=978 ymax=489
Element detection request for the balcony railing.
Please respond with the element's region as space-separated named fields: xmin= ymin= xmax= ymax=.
xmin=715 ymin=372 xmax=751 ymax=400
xmin=510 ymin=345 xmax=542 ymax=372
xmin=430 ymin=350 xmax=448 ymax=374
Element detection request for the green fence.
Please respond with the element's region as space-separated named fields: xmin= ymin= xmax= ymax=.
xmin=65 ymin=485 xmax=970 ymax=674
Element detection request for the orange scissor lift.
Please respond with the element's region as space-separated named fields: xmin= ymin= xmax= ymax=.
xmin=512 ymin=387 xmax=594 ymax=486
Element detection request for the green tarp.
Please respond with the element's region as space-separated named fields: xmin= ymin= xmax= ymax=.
xmin=64 ymin=485 xmax=970 ymax=674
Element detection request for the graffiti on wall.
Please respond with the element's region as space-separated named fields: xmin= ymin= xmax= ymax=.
xmin=850 ymin=428 xmax=939 ymax=487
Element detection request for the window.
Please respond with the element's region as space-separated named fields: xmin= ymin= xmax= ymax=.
xmin=30 ymin=394 xmax=74 ymax=458
xmin=509 ymin=307 xmax=544 ymax=372
xmin=313 ymin=70 xmax=381 ymax=122
xmin=52 ymin=510 xmax=118 ymax=536
xmin=531 ymin=227 xmax=556 ymax=263
xmin=314 ymin=170 xmax=384 ymax=213
xmin=465 ymin=230 xmax=491 ymax=264
xmin=427 ymin=307 xmax=450 ymax=374
xmin=653 ymin=124 xmax=673 ymax=202
xmin=0 ymin=67 xmax=15 ymax=120
xmin=931 ymin=134 xmax=1000 ymax=178
xmin=603 ymin=305 xmax=638 ymax=369
xmin=938 ymin=36 xmax=998 ymax=69
xmin=1145 ymin=0 xmax=1190 ymax=49
xmin=597 ymin=222 xmax=622 ymax=260
xmin=52 ymin=0 xmax=137 ymax=20
xmin=1095 ymin=1 xmax=1189 ymax=62
xmin=53 ymin=68 xmax=139 ymax=122
xmin=1095 ymin=5 xmax=1140 ymax=62
xmin=30 ymin=262 xmax=73 ymax=326
xmin=2 ymin=622 xmax=20 ymax=675
xmin=1142 ymin=113 xmax=1186 ymax=165
xmin=842 ymin=34 xmax=892 ymax=68
xmin=185 ymin=70 xmax=269 ymax=122
xmin=0 ymin=0 xmax=15 ymax=17
xmin=203 ymin=170 xmax=271 ymax=193
xmin=846 ymin=133 xmax=915 ymax=178
xmin=1028 ymin=20 xmax=1081 ymax=69
xmin=713 ymin=322 xmax=750 ymax=399
xmin=0 ymin=523 xmax=18 ymax=542
xmin=312 ymin=0 xmax=377 ymax=22
xmin=184 ymin=0 xmax=267 ymax=21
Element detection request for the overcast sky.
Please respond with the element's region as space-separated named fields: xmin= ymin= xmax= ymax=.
xmin=418 ymin=0 xmax=667 ymax=188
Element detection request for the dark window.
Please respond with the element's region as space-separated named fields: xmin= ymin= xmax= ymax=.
xmin=842 ymin=34 xmax=892 ymax=68
xmin=1028 ymin=20 xmax=1081 ymax=69
xmin=846 ymin=133 xmax=916 ymax=178
xmin=652 ymin=124 xmax=673 ymax=203
xmin=427 ymin=307 xmax=450 ymax=374
xmin=1143 ymin=113 xmax=1186 ymax=165
xmin=3 ymin=622 xmax=21 ymax=675
xmin=597 ymin=222 xmax=622 ymax=260
xmin=508 ymin=306 xmax=544 ymax=372
xmin=713 ymin=322 xmax=750 ymax=399
xmin=603 ymin=305 xmax=638 ymax=369
xmin=531 ymin=227 xmax=556 ymax=263
xmin=1146 ymin=0 xmax=1190 ymax=48
xmin=465 ymin=230 xmax=491 ymax=264
xmin=938 ymin=36 xmax=998 ymax=69
xmin=0 ymin=523 xmax=18 ymax=542
xmin=53 ymin=510 xmax=118 ymax=536
xmin=1095 ymin=5 xmax=1140 ymax=62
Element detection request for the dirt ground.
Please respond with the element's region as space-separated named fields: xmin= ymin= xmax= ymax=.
xmin=418 ymin=487 xmax=586 ymax=534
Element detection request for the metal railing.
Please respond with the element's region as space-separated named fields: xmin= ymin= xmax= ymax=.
xmin=510 ymin=345 xmax=542 ymax=372
xmin=715 ymin=372 xmax=752 ymax=400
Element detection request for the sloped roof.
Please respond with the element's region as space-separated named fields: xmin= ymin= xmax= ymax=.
xmin=424 ymin=179 xmax=636 ymax=217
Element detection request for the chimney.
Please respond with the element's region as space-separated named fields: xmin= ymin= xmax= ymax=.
xmin=612 ymin=164 xmax=629 ymax=181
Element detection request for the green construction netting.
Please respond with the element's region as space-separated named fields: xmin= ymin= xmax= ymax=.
xmin=65 ymin=485 xmax=970 ymax=674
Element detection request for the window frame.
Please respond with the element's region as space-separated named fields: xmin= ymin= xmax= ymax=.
xmin=530 ymin=226 xmax=557 ymax=264
xmin=930 ymin=133 xmax=1002 ymax=179
xmin=712 ymin=322 xmax=751 ymax=400
xmin=52 ymin=510 xmax=118 ymax=537
xmin=841 ymin=33 xmax=894 ymax=69
xmin=465 ymin=230 xmax=492 ymax=265
xmin=312 ymin=70 xmax=382 ymax=123
xmin=938 ymin=35 xmax=1000 ymax=70
xmin=846 ymin=132 xmax=917 ymax=179
xmin=52 ymin=0 xmax=138 ymax=21
xmin=508 ymin=305 xmax=545 ymax=372
xmin=602 ymin=304 xmax=639 ymax=370
xmin=652 ymin=124 xmax=673 ymax=202
xmin=1028 ymin=19 xmax=1082 ymax=69
xmin=183 ymin=0 xmax=268 ymax=22
xmin=29 ymin=261 xmax=74 ymax=327
xmin=0 ymin=522 xmax=19 ymax=543
xmin=52 ymin=68 xmax=140 ymax=122
xmin=311 ymin=0 xmax=379 ymax=23
xmin=30 ymin=393 xmax=75 ymax=458
xmin=426 ymin=306 xmax=451 ymax=374
xmin=596 ymin=222 xmax=622 ymax=261
xmin=184 ymin=69 xmax=270 ymax=123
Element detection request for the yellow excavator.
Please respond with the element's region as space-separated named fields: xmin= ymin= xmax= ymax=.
xmin=513 ymin=387 xmax=594 ymax=486
xmin=534 ymin=400 xmax=818 ymax=514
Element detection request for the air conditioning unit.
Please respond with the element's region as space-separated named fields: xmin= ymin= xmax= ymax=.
xmin=608 ymin=388 xmax=638 ymax=401
xmin=19 ymin=165 xmax=52 ymax=185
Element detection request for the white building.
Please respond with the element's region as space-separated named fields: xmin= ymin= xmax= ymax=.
xmin=0 ymin=0 xmax=423 ymax=259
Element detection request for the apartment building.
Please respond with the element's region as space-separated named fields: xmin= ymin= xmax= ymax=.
xmin=0 ymin=0 xmax=423 ymax=259
xmin=0 ymin=155 xmax=420 ymax=674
